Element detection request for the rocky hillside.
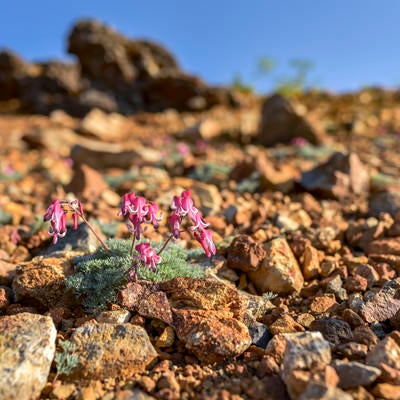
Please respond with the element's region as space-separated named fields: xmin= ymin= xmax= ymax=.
xmin=1 ymin=18 xmax=400 ymax=400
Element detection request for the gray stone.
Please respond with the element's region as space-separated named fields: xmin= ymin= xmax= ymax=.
xmin=248 ymin=321 xmax=272 ymax=348
xmin=96 ymin=309 xmax=132 ymax=324
xmin=298 ymin=383 xmax=352 ymax=400
xmin=309 ymin=318 xmax=353 ymax=347
xmin=0 ymin=313 xmax=57 ymax=400
xmin=299 ymin=152 xmax=370 ymax=199
xmin=282 ymin=331 xmax=331 ymax=376
xmin=333 ymin=360 xmax=381 ymax=389
xmin=71 ymin=322 xmax=158 ymax=379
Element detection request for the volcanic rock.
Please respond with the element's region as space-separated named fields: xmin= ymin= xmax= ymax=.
xmin=299 ymin=152 xmax=370 ymax=199
xmin=257 ymin=94 xmax=323 ymax=146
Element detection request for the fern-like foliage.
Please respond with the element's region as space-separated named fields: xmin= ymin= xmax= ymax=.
xmin=66 ymin=238 xmax=205 ymax=311
xmin=54 ymin=339 xmax=80 ymax=378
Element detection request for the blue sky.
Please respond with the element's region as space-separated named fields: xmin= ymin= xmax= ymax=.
xmin=1 ymin=1 xmax=399 ymax=93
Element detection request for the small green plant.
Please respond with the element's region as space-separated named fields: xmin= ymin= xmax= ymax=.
xmin=0 ymin=208 xmax=12 ymax=225
xmin=44 ymin=189 xmax=216 ymax=311
xmin=189 ymin=162 xmax=232 ymax=184
xmin=231 ymin=74 xmax=254 ymax=94
xmin=66 ymin=239 xmax=205 ymax=311
xmin=233 ymin=56 xmax=317 ymax=96
xmin=95 ymin=219 xmax=119 ymax=237
xmin=54 ymin=339 xmax=80 ymax=381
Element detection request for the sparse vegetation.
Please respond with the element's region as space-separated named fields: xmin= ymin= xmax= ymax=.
xmin=54 ymin=339 xmax=80 ymax=380
xmin=66 ymin=239 xmax=205 ymax=311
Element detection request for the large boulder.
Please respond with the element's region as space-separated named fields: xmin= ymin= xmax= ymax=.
xmin=67 ymin=19 xmax=179 ymax=85
xmin=257 ymin=94 xmax=324 ymax=146
xmin=0 ymin=49 xmax=29 ymax=100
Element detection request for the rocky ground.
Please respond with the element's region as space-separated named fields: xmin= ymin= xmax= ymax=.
xmin=1 ymin=19 xmax=400 ymax=400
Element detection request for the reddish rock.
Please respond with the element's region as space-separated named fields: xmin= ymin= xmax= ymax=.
xmin=118 ymin=282 xmax=173 ymax=325
xmin=281 ymin=331 xmax=332 ymax=399
xmin=342 ymin=308 xmax=365 ymax=329
xmin=353 ymin=326 xmax=379 ymax=349
xmin=257 ymin=94 xmax=323 ymax=147
xmin=0 ymin=286 xmax=11 ymax=311
xmin=159 ymin=276 xmax=246 ymax=320
xmin=248 ymin=237 xmax=304 ymax=294
xmin=299 ymin=152 xmax=370 ymax=199
xmin=310 ymin=294 xmax=338 ymax=315
xmin=344 ymin=275 xmax=368 ymax=293
xmin=269 ymin=314 xmax=305 ymax=335
xmin=354 ymin=264 xmax=380 ymax=288
xmin=227 ymin=235 xmax=266 ymax=272
xmin=367 ymin=237 xmax=400 ymax=255
xmin=335 ymin=342 xmax=369 ymax=361
xmin=12 ymin=256 xmax=77 ymax=310
xmin=172 ymin=308 xmax=251 ymax=364
xmin=64 ymin=163 xmax=109 ymax=201
xmin=301 ymin=244 xmax=322 ymax=280
xmin=371 ymin=383 xmax=400 ymax=400
xmin=366 ymin=334 xmax=400 ymax=383
xmin=265 ymin=334 xmax=287 ymax=365
xmin=0 ymin=259 xmax=16 ymax=286
xmin=360 ymin=288 xmax=400 ymax=323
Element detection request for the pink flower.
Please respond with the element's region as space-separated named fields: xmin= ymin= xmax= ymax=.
xmin=177 ymin=142 xmax=190 ymax=157
xmin=135 ymin=242 xmax=162 ymax=272
xmin=43 ymin=199 xmax=67 ymax=244
xmin=291 ymin=137 xmax=308 ymax=147
xmin=189 ymin=211 xmax=209 ymax=231
xmin=171 ymin=189 xmax=198 ymax=219
xmin=120 ymin=193 xmax=163 ymax=239
xmin=119 ymin=192 xmax=147 ymax=219
xmin=169 ymin=211 xmax=182 ymax=238
xmin=127 ymin=214 xmax=143 ymax=240
xmin=69 ymin=199 xmax=84 ymax=230
xmin=143 ymin=202 xmax=162 ymax=229
xmin=193 ymin=228 xmax=216 ymax=258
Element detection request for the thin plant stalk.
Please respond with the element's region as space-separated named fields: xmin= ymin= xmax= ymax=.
xmin=129 ymin=236 xmax=136 ymax=256
xmin=157 ymin=234 xmax=175 ymax=256
xmin=79 ymin=213 xmax=111 ymax=251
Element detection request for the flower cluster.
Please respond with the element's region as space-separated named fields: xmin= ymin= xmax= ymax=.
xmin=44 ymin=188 xmax=216 ymax=279
xmin=43 ymin=199 xmax=84 ymax=244
xmin=43 ymin=199 xmax=109 ymax=249
xmin=118 ymin=192 xmax=162 ymax=240
xmin=169 ymin=189 xmax=216 ymax=257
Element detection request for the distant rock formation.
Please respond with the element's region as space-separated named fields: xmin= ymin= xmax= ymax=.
xmin=0 ymin=19 xmax=234 ymax=116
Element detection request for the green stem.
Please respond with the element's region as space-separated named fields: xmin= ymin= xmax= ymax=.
xmin=130 ymin=235 xmax=136 ymax=257
xmin=157 ymin=234 xmax=174 ymax=256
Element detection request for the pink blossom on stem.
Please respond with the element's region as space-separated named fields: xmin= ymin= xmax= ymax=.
xmin=119 ymin=192 xmax=147 ymax=218
xmin=127 ymin=214 xmax=143 ymax=240
xmin=171 ymin=189 xmax=197 ymax=218
xmin=43 ymin=199 xmax=67 ymax=244
xmin=291 ymin=137 xmax=307 ymax=147
xmin=169 ymin=211 xmax=182 ymax=239
xmin=193 ymin=228 xmax=216 ymax=258
xmin=135 ymin=242 xmax=162 ymax=272
xmin=69 ymin=199 xmax=84 ymax=230
xmin=189 ymin=211 xmax=209 ymax=231
xmin=143 ymin=202 xmax=162 ymax=229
